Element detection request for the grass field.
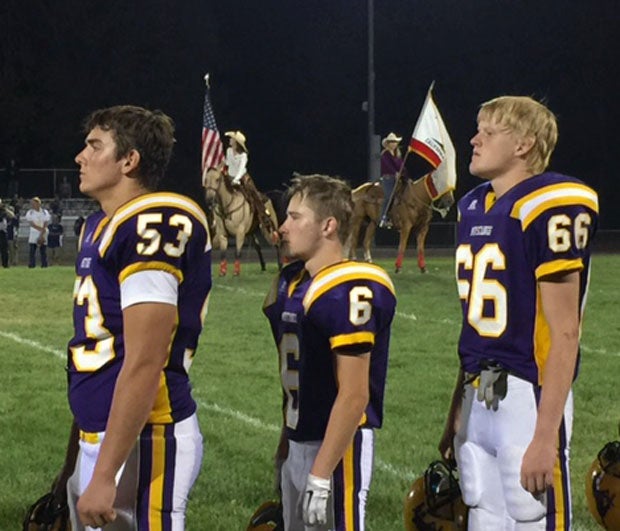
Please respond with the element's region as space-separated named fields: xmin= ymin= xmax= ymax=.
xmin=0 ymin=253 xmax=618 ymax=530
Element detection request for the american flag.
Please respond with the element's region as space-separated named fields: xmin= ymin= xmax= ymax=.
xmin=201 ymin=79 xmax=224 ymax=181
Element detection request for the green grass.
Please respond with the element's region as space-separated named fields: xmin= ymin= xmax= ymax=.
xmin=1 ymin=253 xmax=618 ymax=530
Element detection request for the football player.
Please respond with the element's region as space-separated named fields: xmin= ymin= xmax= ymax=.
xmin=440 ymin=96 xmax=598 ymax=529
xmin=58 ymin=105 xmax=212 ymax=529
xmin=263 ymin=174 xmax=396 ymax=530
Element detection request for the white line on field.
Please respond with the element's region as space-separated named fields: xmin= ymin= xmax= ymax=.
xmin=199 ymin=400 xmax=413 ymax=478
xmin=0 ymin=330 xmax=414 ymax=479
xmin=581 ymin=344 xmax=618 ymax=356
xmin=214 ymin=283 xmax=264 ymax=297
xmin=0 ymin=330 xmax=66 ymax=359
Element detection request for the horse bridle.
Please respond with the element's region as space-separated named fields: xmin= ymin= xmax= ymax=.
xmin=205 ymin=172 xmax=246 ymax=219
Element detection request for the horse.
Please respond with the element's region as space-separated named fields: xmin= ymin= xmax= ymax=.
xmin=203 ymin=168 xmax=279 ymax=276
xmin=345 ymin=173 xmax=455 ymax=273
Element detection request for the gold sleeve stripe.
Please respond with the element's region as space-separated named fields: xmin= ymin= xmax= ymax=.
xmin=99 ymin=192 xmax=210 ymax=256
xmin=303 ymin=262 xmax=394 ymax=313
xmin=119 ymin=261 xmax=184 ymax=284
xmin=510 ymin=184 xmax=599 ymax=230
xmin=330 ymin=332 xmax=375 ymax=350
xmin=535 ymin=258 xmax=583 ymax=280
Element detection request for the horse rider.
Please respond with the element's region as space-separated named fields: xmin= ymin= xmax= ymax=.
xmin=378 ymin=132 xmax=409 ymax=229
xmin=223 ymin=130 xmax=276 ymax=237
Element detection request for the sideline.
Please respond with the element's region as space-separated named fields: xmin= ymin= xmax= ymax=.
xmin=0 ymin=330 xmax=415 ymax=479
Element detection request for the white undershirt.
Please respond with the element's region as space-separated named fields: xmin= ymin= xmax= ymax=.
xmin=120 ymin=270 xmax=178 ymax=310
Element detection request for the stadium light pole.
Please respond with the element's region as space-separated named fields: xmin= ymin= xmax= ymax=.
xmin=367 ymin=0 xmax=381 ymax=182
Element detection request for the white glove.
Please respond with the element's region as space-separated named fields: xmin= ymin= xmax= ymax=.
xmin=302 ymin=473 xmax=331 ymax=526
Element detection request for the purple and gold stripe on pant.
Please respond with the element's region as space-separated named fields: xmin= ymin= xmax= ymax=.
xmin=332 ymin=429 xmax=374 ymax=530
xmin=533 ymin=386 xmax=572 ymax=530
xmin=138 ymin=424 xmax=178 ymax=531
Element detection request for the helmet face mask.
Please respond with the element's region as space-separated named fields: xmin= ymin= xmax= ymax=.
xmin=586 ymin=441 xmax=620 ymax=530
xmin=404 ymin=461 xmax=468 ymax=531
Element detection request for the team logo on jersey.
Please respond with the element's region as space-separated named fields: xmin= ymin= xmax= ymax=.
xmin=467 ymin=199 xmax=478 ymax=210
xmin=80 ymin=257 xmax=92 ymax=269
xmin=470 ymin=225 xmax=493 ymax=236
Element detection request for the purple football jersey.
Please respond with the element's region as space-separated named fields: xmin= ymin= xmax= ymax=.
xmin=67 ymin=193 xmax=212 ymax=432
xmin=264 ymin=260 xmax=396 ymax=442
xmin=455 ymin=172 xmax=598 ymax=384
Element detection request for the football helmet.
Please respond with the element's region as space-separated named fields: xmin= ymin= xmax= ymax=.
xmin=586 ymin=440 xmax=620 ymax=529
xmin=246 ymin=500 xmax=284 ymax=531
xmin=404 ymin=460 xmax=468 ymax=531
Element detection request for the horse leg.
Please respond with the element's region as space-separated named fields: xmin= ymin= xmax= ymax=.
xmin=345 ymin=218 xmax=361 ymax=260
xmin=233 ymin=231 xmax=244 ymax=276
xmin=395 ymin=224 xmax=413 ymax=274
xmin=416 ymin=223 xmax=429 ymax=273
xmin=252 ymin=232 xmax=266 ymax=271
xmin=362 ymin=220 xmax=377 ymax=262
xmin=219 ymin=252 xmax=228 ymax=276
xmin=218 ymin=235 xmax=228 ymax=276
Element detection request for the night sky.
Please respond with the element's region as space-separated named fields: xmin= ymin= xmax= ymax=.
xmin=1 ymin=1 xmax=618 ymax=227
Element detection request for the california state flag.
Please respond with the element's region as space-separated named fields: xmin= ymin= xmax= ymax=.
xmin=409 ymin=86 xmax=457 ymax=197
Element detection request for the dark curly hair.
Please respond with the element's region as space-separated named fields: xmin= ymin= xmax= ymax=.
xmin=83 ymin=105 xmax=175 ymax=190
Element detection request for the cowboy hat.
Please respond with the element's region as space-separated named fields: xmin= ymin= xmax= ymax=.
xmin=225 ymin=130 xmax=248 ymax=153
xmin=381 ymin=132 xmax=402 ymax=148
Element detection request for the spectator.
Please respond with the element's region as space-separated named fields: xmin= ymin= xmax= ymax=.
xmin=0 ymin=198 xmax=15 ymax=268
xmin=8 ymin=197 xmax=21 ymax=265
xmin=73 ymin=214 xmax=85 ymax=249
xmin=59 ymin=175 xmax=72 ymax=200
xmin=47 ymin=214 xmax=64 ymax=265
xmin=25 ymin=196 xmax=51 ymax=268
xmin=50 ymin=195 xmax=63 ymax=221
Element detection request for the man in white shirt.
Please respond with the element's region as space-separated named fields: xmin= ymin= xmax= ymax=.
xmin=25 ymin=196 xmax=51 ymax=268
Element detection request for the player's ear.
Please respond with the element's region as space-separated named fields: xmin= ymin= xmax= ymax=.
xmin=122 ymin=149 xmax=141 ymax=175
xmin=515 ymin=135 xmax=535 ymax=156
xmin=322 ymin=216 xmax=338 ymax=237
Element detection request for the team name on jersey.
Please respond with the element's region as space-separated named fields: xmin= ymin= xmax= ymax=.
xmin=282 ymin=311 xmax=298 ymax=323
xmin=470 ymin=225 xmax=493 ymax=236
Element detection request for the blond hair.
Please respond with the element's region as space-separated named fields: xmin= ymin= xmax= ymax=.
xmin=478 ymin=96 xmax=558 ymax=174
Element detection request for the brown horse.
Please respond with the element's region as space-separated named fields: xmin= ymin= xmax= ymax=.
xmin=203 ymin=168 xmax=279 ymax=276
xmin=345 ymin=173 xmax=454 ymax=273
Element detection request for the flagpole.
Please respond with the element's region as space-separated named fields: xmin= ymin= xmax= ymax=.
xmin=367 ymin=0 xmax=380 ymax=182
xmin=386 ymin=81 xmax=437 ymax=212
xmin=396 ymin=81 xmax=435 ymax=180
